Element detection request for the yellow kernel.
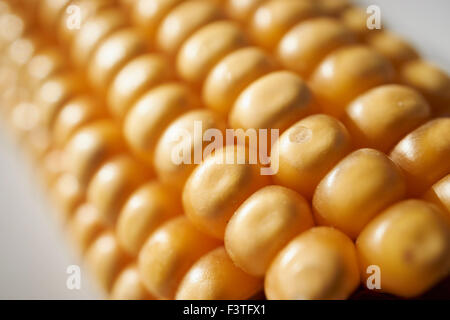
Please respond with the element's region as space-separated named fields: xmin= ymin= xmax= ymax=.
xmin=85 ymin=231 xmax=131 ymax=292
xmin=230 ymin=71 xmax=316 ymax=132
xmin=156 ymin=0 xmax=223 ymax=55
xmin=313 ymin=148 xmax=406 ymax=239
xmin=203 ymin=47 xmax=276 ymax=116
xmin=342 ymin=84 xmax=431 ymax=152
xmin=265 ymin=227 xmax=360 ymax=300
xmin=52 ymin=95 xmax=106 ymax=147
xmin=124 ymin=83 xmax=198 ymax=165
xmin=399 ymin=60 xmax=450 ymax=116
xmin=367 ymin=31 xmax=419 ymax=68
xmin=177 ymin=21 xmax=247 ymax=85
xmin=88 ymin=28 xmax=147 ymax=92
xmin=116 ymin=181 xmax=181 ymax=256
xmin=64 ymin=120 xmax=126 ymax=186
xmin=51 ymin=173 xmax=84 ymax=220
xmin=107 ymin=54 xmax=174 ymax=118
xmin=271 ymin=114 xmax=352 ymax=199
xmin=183 ymin=145 xmax=271 ymax=239
xmin=34 ymin=74 xmax=84 ymax=131
xmin=111 ymin=265 xmax=154 ymax=300
xmin=250 ymin=0 xmax=319 ymax=49
xmin=357 ymin=199 xmax=450 ymax=298
xmin=138 ymin=216 xmax=220 ymax=299
xmin=277 ymin=17 xmax=356 ymax=77
xmin=176 ymin=247 xmax=263 ymax=300
xmin=310 ymin=45 xmax=395 ymax=117
xmin=423 ymin=174 xmax=450 ymax=216
xmin=225 ymin=185 xmax=314 ymax=276
xmin=154 ymin=109 xmax=226 ymax=191
xmin=87 ymin=154 xmax=151 ymax=226
xmin=71 ymin=9 xmax=127 ymax=67
xmin=131 ymin=0 xmax=183 ymax=40
xmin=390 ymin=118 xmax=450 ymax=196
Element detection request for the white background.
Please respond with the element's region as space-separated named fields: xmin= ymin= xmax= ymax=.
xmin=0 ymin=0 xmax=449 ymax=299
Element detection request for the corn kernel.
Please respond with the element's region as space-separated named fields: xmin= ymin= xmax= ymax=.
xmin=203 ymin=46 xmax=275 ymax=116
xmin=87 ymin=154 xmax=151 ymax=225
xmin=107 ymin=54 xmax=174 ymax=119
xmin=124 ymin=83 xmax=198 ymax=165
xmin=390 ymin=118 xmax=450 ymax=196
xmin=156 ymin=0 xmax=223 ymax=55
xmin=111 ymin=264 xmax=153 ymax=300
xmin=183 ymin=145 xmax=270 ymax=239
xmin=400 ymin=60 xmax=450 ymax=116
xmin=177 ymin=21 xmax=247 ymax=85
xmin=86 ymin=230 xmax=131 ymax=292
xmin=71 ymin=8 xmax=127 ymax=67
xmin=367 ymin=31 xmax=419 ymax=68
xmin=342 ymin=84 xmax=431 ymax=152
xmin=277 ymin=17 xmax=356 ymax=77
xmin=154 ymin=109 xmax=226 ymax=191
xmin=423 ymin=174 xmax=450 ymax=216
xmin=272 ymin=114 xmax=352 ymax=199
xmin=69 ymin=203 xmax=105 ymax=254
xmin=88 ymin=28 xmax=147 ymax=92
xmin=250 ymin=0 xmax=319 ymax=49
xmin=230 ymin=71 xmax=316 ymax=133
xmin=34 ymin=74 xmax=84 ymax=131
xmin=51 ymin=173 xmax=84 ymax=220
xmin=52 ymin=95 xmax=106 ymax=146
xmin=131 ymin=0 xmax=183 ymax=40
xmin=116 ymin=181 xmax=181 ymax=256
xmin=64 ymin=120 xmax=126 ymax=186
xmin=25 ymin=48 xmax=66 ymax=90
xmin=310 ymin=45 xmax=395 ymax=117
